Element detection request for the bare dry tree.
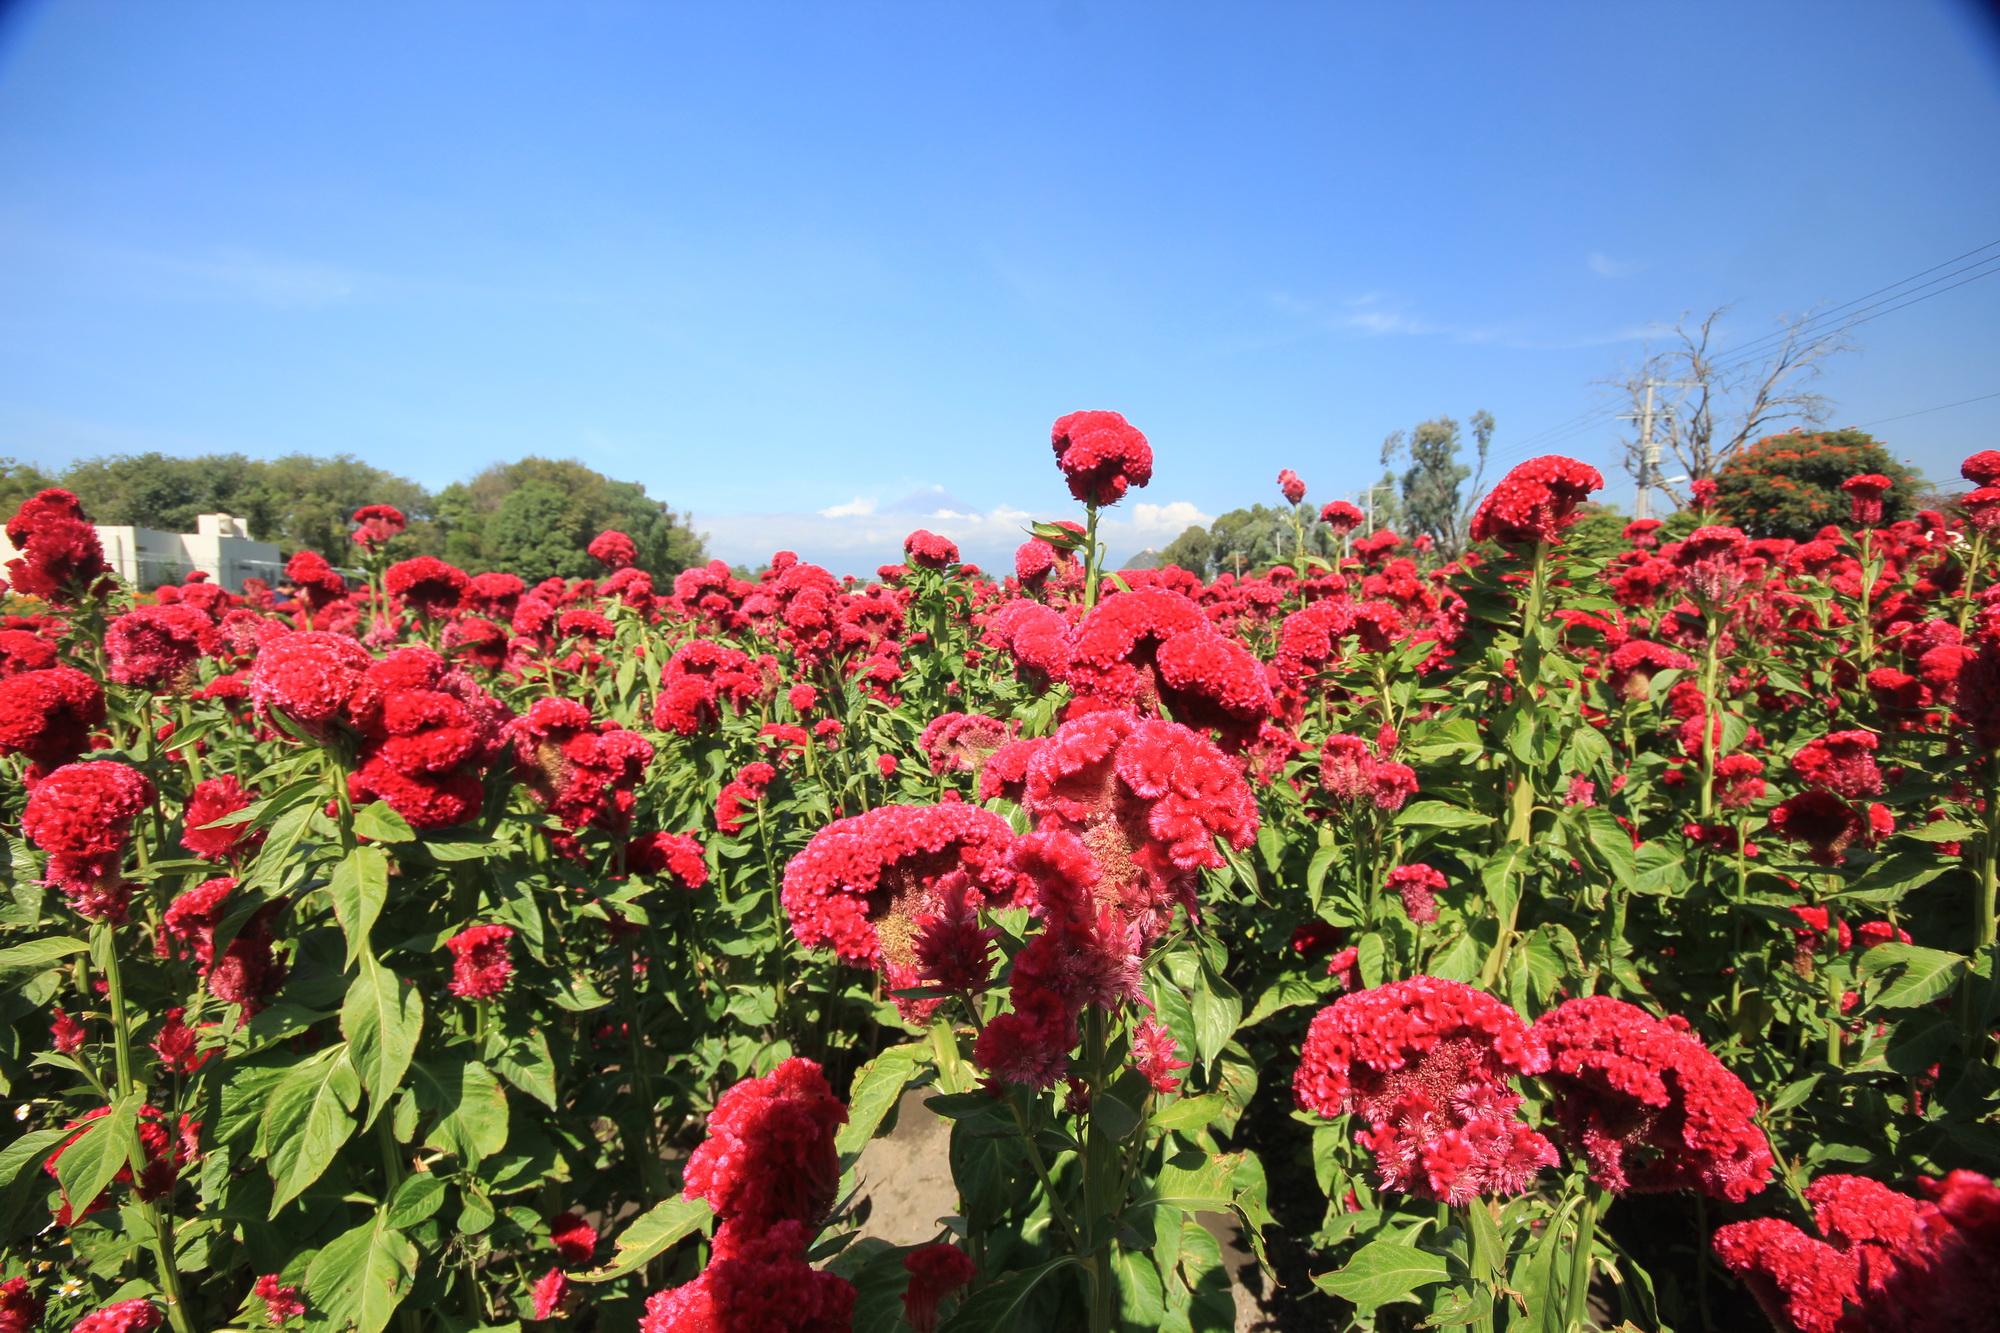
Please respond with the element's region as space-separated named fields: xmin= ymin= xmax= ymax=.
xmin=1603 ymin=306 xmax=1853 ymax=505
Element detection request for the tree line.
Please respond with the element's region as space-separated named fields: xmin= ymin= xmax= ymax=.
xmin=0 ymin=452 xmax=709 ymax=585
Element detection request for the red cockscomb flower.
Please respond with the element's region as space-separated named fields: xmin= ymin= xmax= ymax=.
xmin=384 ymin=556 xmax=469 ymax=620
xmin=1468 ymin=456 xmax=1604 ymax=547
xmin=1320 ymin=500 xmax=1365 ymax=535
xmin=446 ymin=924 xmax=515 ymax=999
xmin=715 ymin=761 xmax=777 ymax=835
xmin=682 ymin=1058 xmax=848 ymax=1231
xmin=1531 ymin=996 xmax=1772 ymax=1201
xmin=4 ymin=488 xmax=108 ymax=606
xmin=0 ymin=1277 xmax=45 ymax=1333
xmin=1791 ymin=730 xmax=1884 ymax=799
xmin=1064 ymin=589 xmax=1273 ymax=748
xmin=637 ymin=1218 xmax=854 ymax=1333
xmin=919 ymin=711 xmax=1015 ymax=776
xmin=1278 ymin=469 xmax=1307 ymax=506
xmin=587 ymin=528 xmax=639 ymax=570
xmin=182 ymin=774 xmax=263 ymax=862
xmin=1672 ymin=526 xmax=1751 ymax=604
xmin=1842 ymin=473 xmax=1892 ymax=527
xmin=105 ymin=605 xmax=218 ymax=689
xmin=69 ymin=1299 xmax=165 ymax=1333
xmin=904 ymin=529 xmax=959 ymax=570
xmin=23 ymin=761 xmax=154 ymax=922
xmin=253 ymin=1275 xmax=305 ymax=1325
xmin=46 ymin=1105 xmax=198 ymax=1225
xmin=151 ymin=1007 xmax=212 ymax=1076
xmin=1051 ymin=409 xmax=1153 ymax=506
xmin=350 ymin=504 xmax=407 ymax=549
xmin=901 ymin=1244 xmax=976 ymax=1333
xmin=532 ymin=1268 xmax=572 ymax=1320
xmin=284 ymin=549 xmax=348 ymax=611
xmin=1715 ymin=753 xmax=1768 ymax=809
xmin=250 ymin=631 xmax=375 ymax=739
xmin=625 ymin=831 xmax=708 ymax=889
xmin=0 ymin=665 xmax=105 ymax=777
xmin=1386 ymin=863 xmax=1446 ymax=924
xmin=1769 ymin=791 xmax=1889 ymax=866
xmin=550 ymin=1211 xmax=598 ymax=1266
xmin=1130 ymin=1016 xmax=1192 ymax=1094
xmin=1295 ymin=977 xmax=1556 ymax=1204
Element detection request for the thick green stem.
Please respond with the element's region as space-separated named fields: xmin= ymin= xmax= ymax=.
xmin=1698 ymin=611 xmax=1724 ymax=821
xmin=1082 ymin=505 xmax=1104 ymax=608
xmin=1565 ymin=1179 xmax=1604 ymax=1331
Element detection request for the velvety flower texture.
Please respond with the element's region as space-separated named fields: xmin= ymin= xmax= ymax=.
xmin=782 ymin=802 xmax=1020 ymax=1018
xmin=1790 ymin=730 xmax=1885 ymax=799
xmin=181 ymin=773 xmax=263 ymax=862
xmin=1673 ymin=525 xmax=1753 ymax=604
xmin=508 ymin=697 xmax=654 ymax=835
xmin=162 ymin=877 xmax=287 ymax=1012
xmin=902 ymin=1244 xmax=977 ymax=1333
xmin=1531 ymin=996 xmax=1772 ymax=1201
xmin=4 ymin=488 xmax=108 ymax=606
xmin=346 ymin=646 xmax=508 ymax=830
xmin=0 ymin=664 xmax=106 ymax=776
xmin=1467 ymin=456 xmax=1604 ymax=547
xmin=1131 ymin=1015 xmax=1192 ymax=1093
xmin=1606 ymin=640 xmax=1695 ymax=701
xmin=1842 ymin=473 xmax=1892 ymax=526
xmin=1386 ymin=863 xmax=1446 ymax=924
xmin=23 ymin=760 xmax=155 ymax=922
xmin=69 ymin=1300 xmax=165 ymax=1333
xmin=1051 ymin=409 xmax=1153 ymax=506
xmin=624 ymin=831 xmax=708 ymax=888
xmin=254 ymin=1274 xmax=305 ymax=1325
xmin=350 ymin=503 xmax=407 ymax=548
xmin=904 ymin=528 xmax=959 ymax=570
xmin=638 ymin=1219 xmax=854 ymax=1333
xmin=531 ymin=1268 xmax=571 ymax=1321
xmin=105 ymin=604 xmax=219 ymax=689
xmin=587 ymin=528 xmax=639 ymax=570
xmin=919 ymin=711 xmax=1015 ymax=776
xmin=549 ymin=1211 xmax=599 ymax=1266
xmin=1320 ymin=500 xmax=1365 ymax=534
xmin=384 ymin=556 xmax=470 ymax=620
xmin=1713 ymin=1169 xmax=2000 ymax=1333
xmin=250 ymin=631 xmax=375 ymax=739
xmin=683 ymin=1057 xmax=847 ymax=1232
xmin=1295 ymin=977 xmax=1557 ymax=1204
xmin=1277 ymin=468 xmax=1307 ymax=505
xmin=0 ymin=1277 xmax=45 ymax=1333
xmin=1064 ymin=588 xmax=1274 ymax=749
xmin=652 ymin=639 xmax=759 ymax=736
xmin=1320 ymin=733 xmax=1420 ymax=813
xmin=446 ymin=924 xmax=515 ymax=999
xmin=1769 ymin=791 xmax=1891 ymax=866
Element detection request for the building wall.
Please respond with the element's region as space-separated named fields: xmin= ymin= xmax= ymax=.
xmin=3 ymin=514 xmax=282 ymax=594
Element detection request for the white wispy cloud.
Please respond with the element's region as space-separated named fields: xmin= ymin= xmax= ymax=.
xmin=1587 ymin=251 xmax=1645 ymax=278
xmin=818 ymin=496 xmax=878 ymax=518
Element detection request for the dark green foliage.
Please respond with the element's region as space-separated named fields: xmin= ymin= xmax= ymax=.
xmin=436 ymin=456 xmax=708 ymax=584
xmin=1383 ymin=410 xmax=1491 ymax=557
xmin=1713 ymin=429 xmax=1925 ymax=540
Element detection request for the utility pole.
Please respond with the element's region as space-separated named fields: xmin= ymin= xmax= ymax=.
xmin=1622 ymin=377 xmax=1692 ymax=520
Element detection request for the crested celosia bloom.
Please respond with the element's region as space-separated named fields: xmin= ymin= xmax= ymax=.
xmin=1715 ymin=753 xmax=1769 ymax=808
xmin=151 ymin=1007 xmax=212 ymax=1076
xmin=531 ymin=1268 xmax=571 ymax=1321
xmin=1277 ymin=469 xmax=1307 ymax=505
xmin=901 ymin=1244 xmax=977 ymax=1333
xmin=638 ymin=1218 xmax=855 ymax=1333
xmin=1714 ymin=1169 xmax=2000 ymax=1333
xmin=446 ymin=924 xmax=515 ymax=999
xmin=1386 ymin=863 xmax=1446 ymax=924
xmin=1014 ymin=538 xmax=1059 ymax=588
xmin=0 ymin=1277 xmax=45 ymax=1333
xmin=23 ymin=761 xmax=154 ymax=922
xmin=181 ymin=774 xmax=263 ymax=861
xmin=1790 ymin=730 xmax=1885 ymax=798
xmin=1294 ymin=977 xmax=1557 ymax=1204
xmin=347 ymin=646 xmax=508 ymax=830
xmin=1963 ymin=450 xmax=2000 ymax=487
xmin=682 ymin=1057 xmax=848 ymax=1230
xmin=50 ymin=1007 xmax=84 ymax=1056
xmin=1769 ymin=791 xmax=1891 ymax=866
xmin=782 ymin=802 xmax=1020 ymax=1018
xmin=1673 ymin=526 xmax=1752 ymax=605
xmin=1320 ymin=733 xmax=1420 ymax=812
xmin=1842 ymin=473 xmax=1892 ymax=526
xmin=1051 ymin=409 xmax=1153 ymax=506
xmin=105 ymin=604 xmax=219 ymax=689
xmin=1130 ymin=1015 xmax=1192 ymax=1094
xmin=283 ymin=548 xmax=349 ymax=611
xmin=508 ymin=697 xmax=655 ymax=835
xmin=549 ymin=1210 xmax=598 ymax=1266
xmin=1320 ymin=500 xmax=1365 ymax=534
xmin=624 ymin=831 xmax=708 ymax=888
xmin=903 ymin=529 xmax=959 ymax=570
xmin=69 ymin=1300 xmax=165 ymax=1333
xmin=1467 ymin=456 xmax=1604 ymax=547
xmin=1064 ymin=588 xmax=1274 ymax=748
xmin=1014 ymin=710 xmax=1258 ymax=944
xmin=653 ymin=639 xmax=760 ymax=735
xmin=350 ymin=503 xmax=407 ymax=548
xmin=912 ymin=874 xmax=1000 ymax=994
xmin=980 ymin=599 xmax=1072 ymax=684
xmin=0 ymin=627 xmax=56 ymax=677
xmin=254 ymin=1275 xmax=305 ymax=1325
xmin=162 ymin=876 xmax=287 ymax=1012
xmin=384 ymin=556 xmax=469 ymax=619
xmin=4 ymin=488 xmax=108 ymax=606
xmin=45 ymin=1105 xmax=199 ymax=1225
xmin=587 ymin=528 xmax=639 ymax=570
xmin=250 ymin=631 xmax=376 ymax=739
xmin=0 ymin=664 xmax=105 ymax=777
xmin=1531 ymin=996 xmax=1772 ymax=1201
xmin=715 ymin=760 xmax=777 ymax=835
xmin=919 ymin=711 xmax=1015 ymax=775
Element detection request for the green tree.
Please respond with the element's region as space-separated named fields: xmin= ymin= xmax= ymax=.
xmin=437 ymin=456 xmax=707 ymax=583
xmin=0 ymin=458 xmax=55 ymax=518
xmin=1381 ymin=410 xmax=1492 ymax=557
xmin=1158 ymin=524 xmax=1216 ymax=579
xmin=1712 ymin=429 xmax=1923 ymax=540
xmin=247 ymin=453 xmax=439 ymax=562
xmin=57 ymin=452 xmax=278 ymax=536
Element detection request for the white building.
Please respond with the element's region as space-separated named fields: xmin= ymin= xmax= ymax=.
xmin=4 ymin=513 xmax=284 ymax=593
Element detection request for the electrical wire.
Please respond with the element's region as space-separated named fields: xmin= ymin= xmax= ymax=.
xmin=1854 ymin=390 xmax=2000 ymax=429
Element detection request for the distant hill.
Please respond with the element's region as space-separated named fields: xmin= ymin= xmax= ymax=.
xmin=1121 ymin=548 xmax=1163 ymax=571
xmin=881 ymin=486 xmax=982 ymax=518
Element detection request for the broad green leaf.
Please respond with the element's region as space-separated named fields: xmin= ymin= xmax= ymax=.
xmin=575 ymin=1196 xmax=713 ymax=1283
xmin=342 ymin=956 xmax=424 ymax=1128
xmin=263 ymin=1046 xmax=360 ymax=1213
xmin=1859 ymin=943 xmax=1969 ymax=1008
xmin=303 ymin=1212 xmax=417 ymax=1333
xmin=836 ymin=1042 xmax=925 ymax=1163
xmin=1150 ymin=1094 xmax=1226 ymax=1135
xmin=488 ymin=1026 xmax=558 ymax=1110
xmin=1189 ymin=958 xmax=1241 ymax=1068
xmin=1764 ymin=1074 xmax=1820 ymax=1116
xmin=352 ymin=803 xmax=416 ymax=843
xmin=413 ymin=1059 xmax=510 ymax=1163
xmin=329 ymin=843 xmax=391 ymax=966
xmin=385 ymin=1172 xmax=448 ymax=1228
xmin=1115 ymin=1245 xmax=1167 ymax=1329
xmin=0 ymin=936 xmax=87 ymax=971
xmin=53 ymin=1098 xmax=134 ymax=1222
xmin=1395 ymin=801 xmax=1494 ymax=830
xmin=1313 ymin=1239 xmax=1450 ymax=1312
xmin=1134 ymin=1152 xmax=1245 ymax=1215
xmin=1245 ymin=974 xmax=1321 ymax=1026
xmin=0 ymin=1124 xmax=68 ymax=1187
xmin=939 ymin=1255 xmax=1085 ymax=1333
xmin=1903 ymin=820 xmax=1974 ymax=843
xmin=1580 ymin=807 xmax=1637 ymax=883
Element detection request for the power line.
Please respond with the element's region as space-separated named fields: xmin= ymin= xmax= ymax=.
xmin=1854 ymin=390 xmax=2000 ymax=429
xmin=1479 ymin=239 xmax=2000 ymax=471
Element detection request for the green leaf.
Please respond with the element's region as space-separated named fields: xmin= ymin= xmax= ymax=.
xmin=342 ymin=956 xmax=424 ymax=1128
xmin=1859 ymin=943 xmax=1969 ymax=1008
xmin=1580 ymin=808 xmax=1637 ymax=883
xmin=413 ymin=1059 xmax=510 ymax=1163
xmin=1312 ymin=1239 xmax=1450 ymax=1312
xmin=352 ymin=803 xmax=416 ymax=843
xmin=303 ymin=1211 xmax=417 ymax=1333
xmin=0 ymin=936 xmax=88 ymax=971
xmin=53 ymin=1098 xmax=134 ymax=1222
xmin=0 ymin=1124 xmax=69 ymax=1188
xmin=263 ymin=1046 xmax=360 ymax=1213
xmin=1189 ymin=955 xmax=1241 ymax=1068
xmin=836 ymin=1042 xmax=925 ymax=1164
xmin=329 ymin=843 xmax=391 ymax=967
xmin=1395 ymin=801 xmax=1494 ymax=830
xmin=384 ymin=1172 xmax=448 ymax=1229
xmin=575 ymin=1196 xmax=713 ymax=1283
xmin=1245 ymin=974 xmax=1322 ymax=1026
xmin=1134 ymin=1152 xmax=1246 ymax=1215
xmin=488 ymin=1026 xmax=558 ymax=1110
xmin=1903 ymin=820 xmax=1974 ymax=843
xmin=1149 ymin=1094 xmax=1226 ymax=1135
xmin=1764 ymin=1074 xmax=1820 ymax=1116
xmin=939 ymin=1256 xmax=1085 ymax=1333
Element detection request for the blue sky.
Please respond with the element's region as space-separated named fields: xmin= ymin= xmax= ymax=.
xmin=1 ymin=1 xmax=1997 ymax=573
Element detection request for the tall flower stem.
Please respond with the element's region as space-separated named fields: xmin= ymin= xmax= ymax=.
xmin=1082 ymin=504 xmax=1104 ymax=609
xmin=1697 ymin=607 xmax=1725 ymax=821
xmin=1564 ymin=1178 xmax=1606 ymax=1332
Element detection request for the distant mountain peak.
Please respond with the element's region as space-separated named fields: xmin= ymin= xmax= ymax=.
xmin=880 ymin=485 xmax=982 ymax=519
